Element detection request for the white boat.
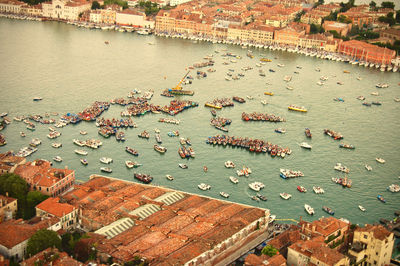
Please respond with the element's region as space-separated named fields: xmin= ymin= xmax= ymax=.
xmin=220 ymin=191 xmax=229 ymax=198
xmin=198 ymin=183 xmax=211 ymax=190
xmin=334 ymin=163 xmax=350 ymax=173
xmin=268 ymin=215 xmax=276 ymax=224
xmin=313 ymin=186 xmax=325 ymax=194
xmin=53 ymin=156 xmax=62 ymax=162
xmin=20 ymin=131 xmax=26 ymax=137
xmin=80 ymin=130 xmax=87 ymax=135
xmin=371 ymin=92 xmax=379 ymax=96
xmin=365 ymin=164 xmax=372 ymax=171
xmin=29 ymin=138 xmax=41 ymax=147
xmin=224 ymin=161 xmax=235 ymax=168
xmin=261 ymin=100 xmax=268 ymax=105
xmin=154 ymin=128 xmax=160 ymax=133
xmin=100 ymin=157 xmax=113 ymax=164
xmin=80 ymin=158 xmax=88 ymax=165
xmin=179 ymin=163 xmax=188 ymax=169
xmin=73 ymin=139 xmax=86 ymax=147
xmin=376 ymin=158 xmax=385 ymax=164
xmin=52 ymin=142 xmax=62 ymax=148
xmin=387 ymin=184 xmax=400 ymax=193
xmin=74 ymin=149 xmax=88 ymax=156
xmin=359 ymin=205 xmax=366 ymax=212
xmin=248 ymin=181 xmax=265 ymax=192
xmin=100 ymin=167 xmax=112 ymax=173
xmin=229 ymin=176 xmax=239 ymax=184
xmin=280 ymin=192 xmax=291 ymax=200
xmin=300 ymin=142 xmax=312 ymax=149
xmin=166 ymin=174 xmax=174 ymax=181
xmin=304 ymin=204 xmax=314 ymax=215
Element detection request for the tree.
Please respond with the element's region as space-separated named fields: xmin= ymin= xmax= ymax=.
xmin=261 ymin=245 xmax=278 ymax=257
xmin=91 ymin=1 xmax=101 ymax=9
xmin=25 ymin=191 xmax=49 ymax=220
xmin=310 ymin=24 xmax=324 ymax=34
xmin=27 ymin=229 xmax=61 ymax=257
xmin=369 ymin=1 xmax=376 ymax=9
xmin=397 ymin=10 xmax=400 ymax=23
xmin=0 ymin=173 xmax=29 ymax=218
xmin=294 ymin=10 xmax=305 ymax=22
xmin=381 ymin=1 xmax=395 ymax=9
xmin=338 ymin=15 xmax=352 ymax=23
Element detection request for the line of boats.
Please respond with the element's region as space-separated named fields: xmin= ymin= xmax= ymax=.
xmin=241 ymin=112 xmax=285 ymax=122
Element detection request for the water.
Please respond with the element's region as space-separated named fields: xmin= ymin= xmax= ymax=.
xmin=1 ymin=18 xmax=399 ymax=225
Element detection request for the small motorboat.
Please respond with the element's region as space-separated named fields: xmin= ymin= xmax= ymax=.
xmin=154 ymin=144 xmax=167 ymax=154
xmin=257 ymin=193 xmax=267 ymax=201
xmin=300 ymin=142 xmax=312 ymax=149
xmin=100 ymin=167 xmax=112 ymax=173
xmin=220 ymin=192 xmax=229 ymax=198
xmin=80 ymin=130 xmax=88 ymax=135
xmin=322 ymin=206 xmax=335 ymax=215
xmin=251 ymin=195 xmax=260 ymax=202
xmin=203 ymin=166 xmax=208 ymax=172
xmin=359 ymin=205 xmax=366 ymax=212
xmin=261 ymin=100 xmax=268 ymax=105
xmin=224 ymin=161 xmax=235 ymax=168
xmin=376 ymin=158 xmax=385 ymax=164
xmin=33 ymin=97 xmax=43 ymax=101
xmin=198 ymin=183 xmax=211 ymax=190
xmin=387 ymin=184 xmax=400 ymax=193
xmin=304 ymin=204 xmax=314 ymax=215
xmin=100 ymin=157 xmax=113 ymax=164
xmin=229 ymin=176 xmax=239 ymax=184
xmin=339 ymin=143 xmax=355 ymax=149
xmin=313 ymin=186 xmax=325 ymax=194
xmin=377 ymin=195 xmax=386 ymax=203
xmin=305 ymin=128 xmax=312 ymax=138
xmin=275 ymin=128 xmax=286 ymax=134
xmin=264 ymin=91 xmax=274 ymax=96
xmin=52 ymin=142 xmax=62 ymax=148
xmin=74 ymin=149 xmax=88 ymax=156
xmin=166 ymin=174 xmax=174 ymax=181
xmin=80 ymin=158 xmax=88 ymax=165
xmin=53 ymin=156 xmax=62 ymax=162
xmin=365 ymin=164 xmax=372 ymax=171
xmin=20 ymin=131 xmax=26 ymax=137
xmin=179 ymin=164 xmax=188 ymax=169
xmin=297 ymin=186 xmax=307 ymax=193
xmin=210 ymin=109 xmax=217 ymax=116
xmin=280 ymin=193 xmax=291 ymax=200
xmin=125 ymin=161 xmax=142 ymax=168
xmin=356 ymin=96 xmax=366 ymax=100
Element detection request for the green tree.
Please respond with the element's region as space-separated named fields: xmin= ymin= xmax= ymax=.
xmin=338 ymin=15 xmax=352 ymax=23
xmin=91 ymin=1 xmax=101 ymax=9
xmin=25 ymin=191 xmax=49 ymax=220
xmin=381 ymin=1 xmax=395 ymax=9
xmin=261 ymin=245 xmax=278 ymax=257
xmin=27 ymin=229 xmax=61 ymax=257
xmin=310 ymin=23 xmax=324 ymax=34
xmin=294 ymin=10 xmax=305 ymax=22
xmin=324 ymin=11 xmax=338 ymax=21
xmin=397 ymin=10 xmax=400 ymax=23
xmin=369 ymin=0 xmax=376 ymax=8
xmin=0 ymin=173 xmax=29 ymax=218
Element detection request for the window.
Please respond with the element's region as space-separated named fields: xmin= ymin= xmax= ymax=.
xmin=363 ymin=234 xmax=368 ymax=239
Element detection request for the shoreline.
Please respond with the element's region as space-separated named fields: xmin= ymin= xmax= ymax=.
xmin=1 ymin=12 xmax=399 ymax=73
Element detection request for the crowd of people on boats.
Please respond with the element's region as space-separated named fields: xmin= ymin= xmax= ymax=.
xmin=210 ymin=117 xmax=231 ymax=132
xmin=206 ymin=135 xmax=291 ymax=158
xmin=324 ymin=129 xmax=344 ymax=140
xmin=159 ymin=117 xmax=180 ymax=124
xmin=242 ymin=112 xmax=285 ymax=122
xmin=96 ymin=117 xmax=137 ymax=128
xmin=121 ymin=102 xmax=159 ymax=117
xmin=159 ymin=100 xmax=199 ymax=116
xmin=207 ymin=98 xmax=234 ymax=108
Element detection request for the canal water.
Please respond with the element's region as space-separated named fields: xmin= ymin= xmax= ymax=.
xmin=1 ymin=18 xmax=399 ymax=225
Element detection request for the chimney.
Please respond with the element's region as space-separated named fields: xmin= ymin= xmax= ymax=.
xmin=6 ymin=192 xmax=8 ymax=197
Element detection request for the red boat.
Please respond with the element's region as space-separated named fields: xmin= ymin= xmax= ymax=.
xmin=297 ymin=186 xmax=307 ymax=192
xmin=134 ymin=173 xmax=153 ymax=184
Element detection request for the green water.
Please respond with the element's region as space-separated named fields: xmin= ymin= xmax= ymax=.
xmin=1 ymin=18 xmax=399 ymax=224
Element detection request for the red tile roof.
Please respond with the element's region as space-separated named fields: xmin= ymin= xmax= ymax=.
xmin=356 ymin=224 xmax=392 ymax=241
xmin=21 ymin=248 xmax=82 ymax=266
xmin=36 ymin=197 xmax=75 ymax=218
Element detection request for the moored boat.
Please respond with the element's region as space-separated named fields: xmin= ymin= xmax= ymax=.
xmin=75 ymin=149 xmax=88 ymax=156
xmin=339 ymin=143 xmax=355 ymax=149
xmin=154 ymin=144 xmax=167 ymax=153
xmin=264 ymin=92 xmax=274 ymax=96
xmin=288 ymin=105 xmax=307 ymax=112
xmin=365 ymin=164 xmax=372 ymax=171
xmin=179 ymin=163 xmax=188 ymax=169
xmin=53 ymin=156 xmax=62 ymax=162
xmin=256 ymin=193 xmax=267 ymax=201
xmin=304 ymin=204 xmax=314 ymax=215
xmin=359 ymin=205 xmax=366 ymax=212
xmin=305 ymin=128 xmax=312 ymax=138
xmin=100 ymin=167 xmax=112 ymax=173
xmin=80 ymin=158 xmax=88 ymax=165
xmin=126 ymin=146 xmax=139 ymax=156
xmin=166 ymin=174 xmax=174 ymax=181
xmin=280 ymin=192 xmax=291 ymax=200
xmin=125 ymin=160 xmax=142 ymax=168
xmin=376 ymin=157 xmax=385 ymax=164
xmin=387 ymin=184 xmax=400 ymax=193
xmin=377 ymin=195 xmax=386 ymax=203
xmin=224 ymin=161 xmax=235 ymax=168
xmin=134 ymin=172 xmax=153 ymax=183
xmin=100 ymin=157 xmax=113 ymax=164
xmin=313 ymin=186 xmax=325 ymax=194
xmin=322 ymin=206 xmax=335 ymax=215
xmin=334 ymin=163 xmax=350 ymax=173
xmin=300 ymin=142 xmax=312 ymax=149
xmin=198 ymin=183 xmax=211 ymax=190
xmin=220 ymin=191 xmax=229 ymax=198
xmin=297 ymin=185 xmax=306 ymax=192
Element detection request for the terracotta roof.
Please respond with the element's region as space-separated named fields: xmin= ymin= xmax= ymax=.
xmin=36 ymin=197 xmax=75 ymax=218
xmin=267 ymin=254 xmax=286 ymax=265
xmin=0 ymin=194 xmax=17 ymax=207
xmin=21 ymin=248 xmax=82 ymax=266
xmin=299 ymin=217 xmax=349 ymax=238
xmin=268 ymin=226 xmax=301 ymax=249
xmin=356 ymin=224 xmax=392 ymax=241
xmin=244 ymin=254 xmax=268 ymax=265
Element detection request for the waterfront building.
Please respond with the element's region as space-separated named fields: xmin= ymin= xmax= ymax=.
xmin=42 ymin=0 xmax=91 ymax=21
xmin=20 ymin=247 xmax=82 ymax=266
xmin=298 ymin=217 xmax=349 ymax=248
xmin=348 ymin=224 xmax=394 ymax=265
xmin=227 ymin=23 xmax=274 ymax=44
xmin=0 ymin=194 xmax=17 ymax=223
xmin=380 ymin=28 xmax=400 ymax=43
xmin=61 ymin=175 xmax=271 ymax=265
xmin=14 ymin=160 xmax=75 ymax=197
xmin=287 ymin=236 xmax=350 ymax=265
xmin=35 ymin=197 xmax=78 ymax=231
xmin=0 ymin=0 xmax=25 ymax=14
xmin=89 ymin=9 xmax=101 ymax=23
xmin=337 ymin=11 xmax=374 ymax=26
xmin=274 ymin=26 xmax=305 ymax=46
xmin=338 ymin=40 xmax=396 ymax=65
xmin=116 ymin=9 xmax=154 ymax=28
xmin=299 ymin=33 xmax=340 ymax=52
xmin=0 ymin=152 xmax=26 ymax=174
xmin=20 ymin=4 xmax=42 ymax=17
xmin=323 ymin=21 xmax=352 ymax=36
xmin=0 ymin=217 xmax=60 ymax=261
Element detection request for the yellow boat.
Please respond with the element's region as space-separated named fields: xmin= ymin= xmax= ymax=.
xmin=260 ymin=58 xmax=272 ymax=62
xmin=343 ymin=70 xmax=350 ymax=73
xmin=205 ymin=102 xmax=222 ymax=109
xmin=288 ymin=105 xmax=307 ymax=112
xmin=264 ymin=92 xmax=274 ymax=96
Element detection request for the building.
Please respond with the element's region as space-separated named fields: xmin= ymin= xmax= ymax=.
xmin=0 ymin=153 xmax=26 ymax=174
xmin=14 ymin=160 xmax=75 ymax=197
xmin=169 ymin=0 xmax=191 ymax=7
xmin=20 ymin=248 xmax=81 ymax=266
xmin=35 ymin=197 xmax=78 ymax=231
xmin=268 ymin=225 xmax=301 ymax=257
xmin=20 ymin=4 xmax=42 ymax=16
xmin=338 ymin=40 xmax=396 ymax=64
xmin=116 ymin=9 xmax=154 ymax=28
xmin=0 ymin=0 xmax=25 ymax=14
xmin=287 ymin=236 xmax=350 ymax=265
xmin=348 ymin=224 xmax=394 ymax=265
xmin=323 ymin=21 xmax=352 ymax=36
xmin=227 ymin=24 xmax=274 ymax=44
xmin=42 ymin=0 xmax=91 ymax=21
xmin=0 ymin=194 xmax=17 ymax=223
xmin=245 ymin=254 xmax=286 ymax=265
xmin=274 ymin=26 xmax=305 ymax=46
xmin=0 ymin=217 xmax=60 ymax=261
xmin=298 ymin=217 xmax=349 ymax=248
xmin=61 ymin=175 xmax=271 ymax=265
xmin=380 ymin=28 xmax=400 ymax=42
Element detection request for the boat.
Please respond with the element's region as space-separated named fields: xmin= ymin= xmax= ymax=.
xmin=362 ymin=102 xmax=372 ymax=107
xmin=257 ymin=194 xmax=267 ymax=201
xmin=264 ymin=92 xmax=274 ymax=96
xmin=261 ymin=100 xmax=268 ymax=105
xmin=371 ymin=101 xmax=382 ymax=106
xmin=304 ymin=204 xmax=314 ymax=215
xmin=224 ymin=161 xmax=235 ymax=168
xmin=166 ymin=174 xmax=174 ymax=181
xmin=126 ymin=146 xmax=139 ymax=156
xmin=20 ymin=131 xmax=26 ymax=137
xmin=251 ymin=196 xmax=260 ymax=202
xmin=179 ymin=163 xmax=188 ymax=169
xmin=232 ymin=96 xmax=246 ymax=103
xmin=305 ymin=128 xmax=312 ymax=138
xmin=203 ymin=166 xmax=208 ymax=172
xmin=116 ymin=131 xmax=125 ymax=141
xmin=339 ymin=143 xmax=355 ymax=149
xmin=322 ymin=206 xmax=335 ymax=215
xmin=100 ymin=157 xmax=113 ymax=164
xmin=204 ymin=102 xmax=222 ymax=109
xmin=365 ymin=164 xmax=372 ymax=171
xmin=297 ymin=186 xmax=306 ymax=192
xmin=75 ymin=149 xmax=88 ymax=156
xmin=154 ymin=144 xmax=167 ymax=153
xmin=210 ymin=109 xmax=217 ymax=116
xmin=80 ymin=130 xmax=87 ymax=135
xmin=229 ymin=176 xmax=239 ymax=184
xmin=100 ymin=167 xmax=112 ymax=173
xmin=80 ymin=158 xmax=88 ymax=165
xmin=220 ymin=192 xmax=229 ymax=198
xmin=125 ymin=161 xmax=142 ymax=168
xmin=280 ymin=193 xmax=291 ymax=200
xmin=343 ymin=70 xmax=350 ymax=73
xmin=29 ymin=138 xmax=42 ymax=147
xmin=155 ymin=133 xmax=162 ymax=143
xmin=275 ymin=128 xmax=286 ymax=134
xmin=313 ymin=186 xmax=324 ymax=194
xmin=249 ymin=182 xmax=265 ymax=192
xmin=33 ymin=97 xmax=42 ymax=101
xmin=134 ymin=173 xmax=153 ymax=184
xmin=376 ymin=158 xmax=385 ymax=164
xmin=268 ymin=215 xmax=276 ymax=223
xmin=300 ymin=142 xmax=312 ymax=149
xmin=280 ymin=169 xmax=304 ymax=179
xmin=377 ymin=195 xmax=386 ymax=203
xmin=260 ymin=58 xmax=272 ymax=62
xmin=73 ymin=139 xmax=86 ymax=147
xmin=387 ymin=184 xmax=400 ymax=193
xmin=198 ymin=183 xmax=211 ymax=190
xmin=288 ymin=105 xmax=307 ymax=112
xmin=359 ymin=205 xmax=366 ymax=212
xmin=138 ymin=130 xmax=150 ymax=139
xmin=371 ymin=92 xmax=379 ymax=96
xmin=356 ymin=96 xmax=366 ymax=101
xmin=334 ymin=163 xmax=350 ymax=173
xmin=53 ymin=156 xmax=62 ymax=162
